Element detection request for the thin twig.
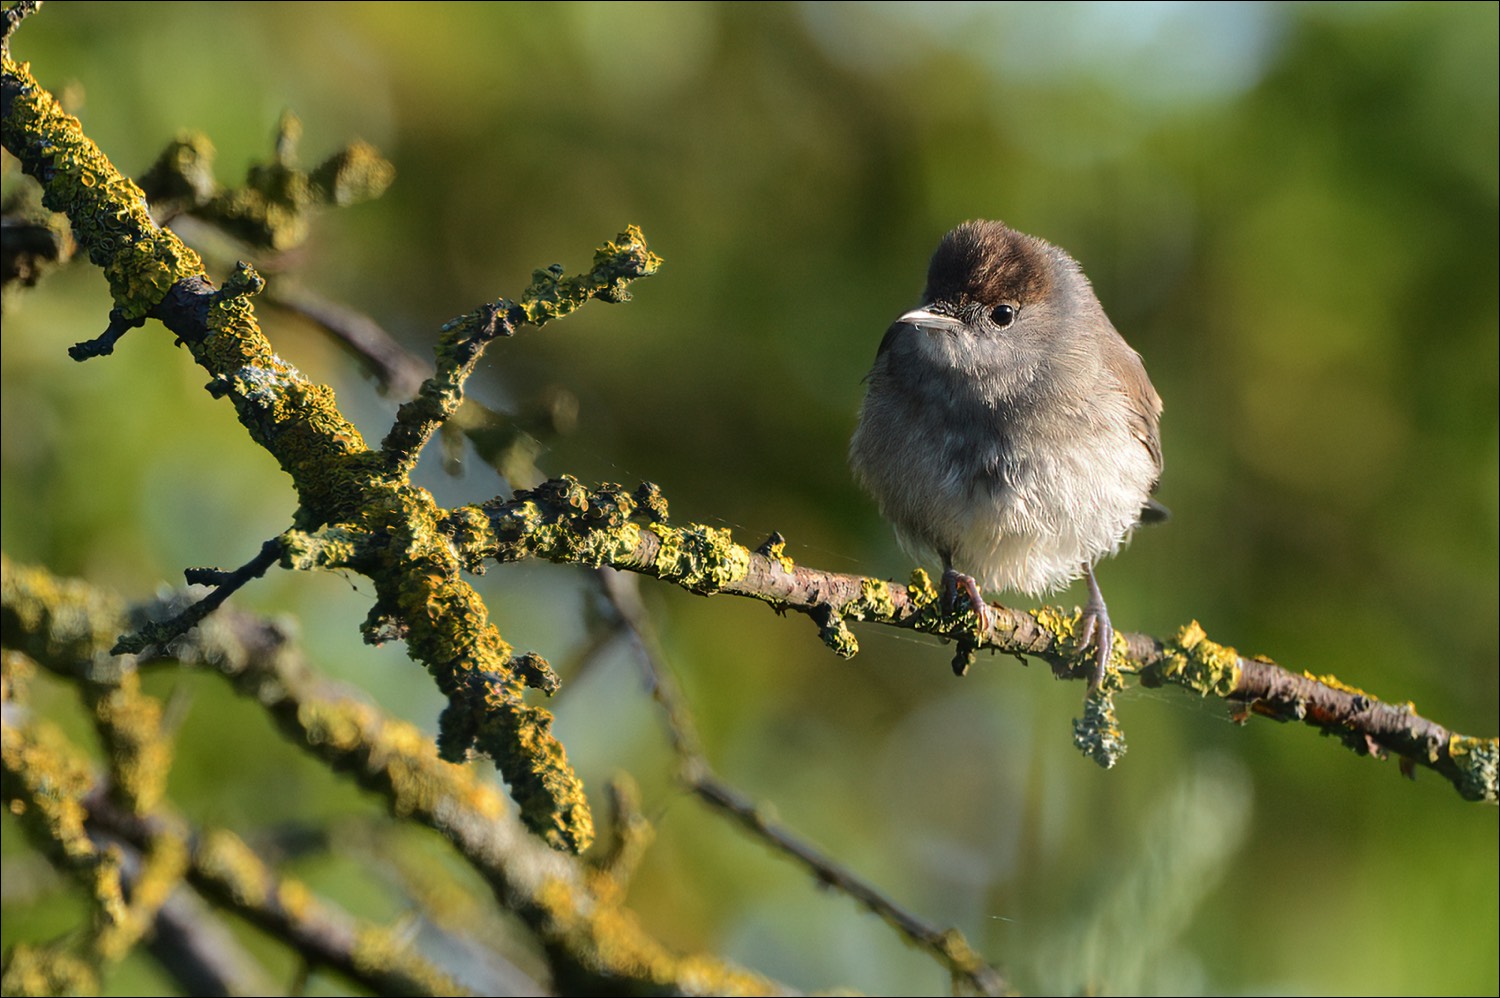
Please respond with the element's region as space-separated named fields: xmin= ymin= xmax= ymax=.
xmin=112 ymin=536 xmax=282 ymax=655
xmin=0 ymin=0 xmax=42 ymax=55
xmin=594 ymin=567 xmax=1011 ymax=996
xmin=68 ymin=308 xmax=145 ymax=361
xmin=268 ymin=282 xmax=430 ymax=399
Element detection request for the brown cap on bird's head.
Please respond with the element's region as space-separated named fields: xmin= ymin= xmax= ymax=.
xmin=923 ymin=220 xmax=1055 ymax=308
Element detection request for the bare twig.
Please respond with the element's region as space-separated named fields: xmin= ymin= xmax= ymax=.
xmin=113 ymin=536 xmax=283 ymax=655
xmin=68 ymin=307 xmax=145 ymax=360
xmin=595 ymin=567 xmax=1011 ymax=995
xmin=267 ymin=282 xmax=431 ymax=399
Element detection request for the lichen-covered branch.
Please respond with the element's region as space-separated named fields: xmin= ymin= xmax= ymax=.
xmin=136 ymin=111 xmax=395 ymax=251
xmin=0 ymin=48 xmax=665 ymax=853
xmin=1 ymin=702 xmax=469 ymax=995
xmin=455 ymin=476 xmax=1499 ymax=805
xmin=379 ymin=227 xmax=661 ymax=476
xmin=1 ymin=556 xmax=794 ymax=997
xmin=87 ymin=801 xmax=473 ymax=998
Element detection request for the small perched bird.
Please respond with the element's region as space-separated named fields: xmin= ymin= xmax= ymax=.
xmin=849 ymin=220 xmax=1164 ymax=686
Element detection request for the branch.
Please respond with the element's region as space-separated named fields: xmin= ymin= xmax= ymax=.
xmin=112 ymin=536 xmax=282 ymax=655
xmin=599 ymin=565 xmax=1009 ymax=996
xmin=135 ymin=111 xmax=395 ymax=252
xmin=1 ymin=50 xmax=659 ymax=853
xmin=267 ymin=282 xmax=579 ymax=486
xmin=266 ymin=282 xmax=431 ymax=399
xmin=379 ymin=229 xmax=661 ymax=476
xmin=85 ymin=797 xmax=474 ymax=998
xmin=0 ymin=1 xmax=41 ymax=56
xmin=104 ymin=824 xmax=280 ymax=998
xmin=454 ymin=476 xmax=1498 ymax=805
xmin=1 ymin=555 xmax=795 ymax=996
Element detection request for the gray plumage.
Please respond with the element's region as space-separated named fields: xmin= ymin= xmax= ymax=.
xmin=850 ymin=220 xmax=1163 ymax=681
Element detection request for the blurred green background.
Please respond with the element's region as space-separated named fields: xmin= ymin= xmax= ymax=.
xmin=3 ymin=2 xmax=1496 ymax=994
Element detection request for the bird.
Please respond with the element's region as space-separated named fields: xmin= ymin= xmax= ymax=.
xmin=849 ymin=219 xmax=1164 ymax=687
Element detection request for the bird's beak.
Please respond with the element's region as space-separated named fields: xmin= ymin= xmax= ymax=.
xmin=893 ymin=307 xmax=965 ymax=337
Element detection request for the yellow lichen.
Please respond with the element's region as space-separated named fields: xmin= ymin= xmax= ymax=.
xmin=1031 ymin=604 xmax=1078 ymax=643
xmin=907 ymin=567 xmax=938 ymax=611
xmin=758 ymin=533 xmax=796 ymax=573
xmin=1162 ymin=620 xmax=1242 ymax=697
xmin=196 ymin=829 xmax=270 ymax=907
xmin=850 ymin=576 xmax=896 ymax=620
xmin=1303 ymin=672 xmax=1374 ymax=700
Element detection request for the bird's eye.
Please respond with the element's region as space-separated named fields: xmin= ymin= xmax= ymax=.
xmin=990 ymin=304 xmax=1017 ymax=328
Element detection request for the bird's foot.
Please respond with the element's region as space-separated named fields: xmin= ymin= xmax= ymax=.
xmin=1077 ymin=567 xmax=1113 ymax=691
xmin=940 ymin=568 xmax=992 ymax=634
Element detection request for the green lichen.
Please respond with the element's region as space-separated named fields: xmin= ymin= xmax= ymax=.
xmin=140 ymin=112 xmax=396 ymax=252
xmin=485 ymin=485 xmax=646 ymax=574
xmin=195 ymin=828 xmax=272 ymax=908
xmin=281 ymin=525 xmax=365 ymax=572
xmin=1159 ymin=620 xmax=1242 ymax=697
xmin=97 ymin=832 xmax=190 ymax=962
xmin=441 ymin=505 xmax=500 ymax=574
xmin=351 ymin=485 xmax=592 ymax=852
xmin=1074 ymin=689 xmax=1127 ymax=769
xmin=1448 ymin=735 xmax=1499 ymax=804
xmin=632 ymin=481 xmax=670 ymax=522
xmin=311 ymin=140 xmax=396 ymax=207
xmin=517 ymin=225 xmax=663 ymax=324
xmin=136 ymin=130 xmax=219 ymax=210
xmin=1 ymin=56 xmax=202 ymax=319
xmin=1 ymin=553 xmax=174 ymax=818
xmin=482 ymin=478 xmax=752 ymax=598
xmin=1 ymin=716 xmax=128 ymax=926
xmin=86 ymin=680 xmax=172 ymax=815
xmin=583 ymin=520 xmax=644 ymax=567
xmin=0 ymin=943 xmax=99 ymax=996
xmin=351 ymin=924 xmax=468 ymax=997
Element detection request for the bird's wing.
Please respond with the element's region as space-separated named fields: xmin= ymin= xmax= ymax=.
xmin=1104 ymin=333 xmax=1164 ymax=480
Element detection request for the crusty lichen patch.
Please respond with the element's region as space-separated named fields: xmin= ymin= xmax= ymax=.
xmin=1160 ymin=620 xmax=1242 ymax=697
xmin=1448 ymin=735 xmax=1499 ymax=804
xmin=1 ymin=56 xmax=202 ymax=318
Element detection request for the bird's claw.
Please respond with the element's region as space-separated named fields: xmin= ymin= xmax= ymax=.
xmin=1077 ymin=606 xmax=1113 ymax=691
xmin=941 ymin=568 xmax=992 ymax=635
xmin=1078 ymin=566 xmax=1114 ymax=691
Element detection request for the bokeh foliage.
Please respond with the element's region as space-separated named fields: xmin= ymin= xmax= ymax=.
xmin=2 ymin=3 xmax=1495 ymax=994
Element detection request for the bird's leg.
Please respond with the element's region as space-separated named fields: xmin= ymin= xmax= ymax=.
xmin=940 ymin=560 xmax=992 ymax=634
xmin=1076 ymin=563 xmax=1113 ymax=689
